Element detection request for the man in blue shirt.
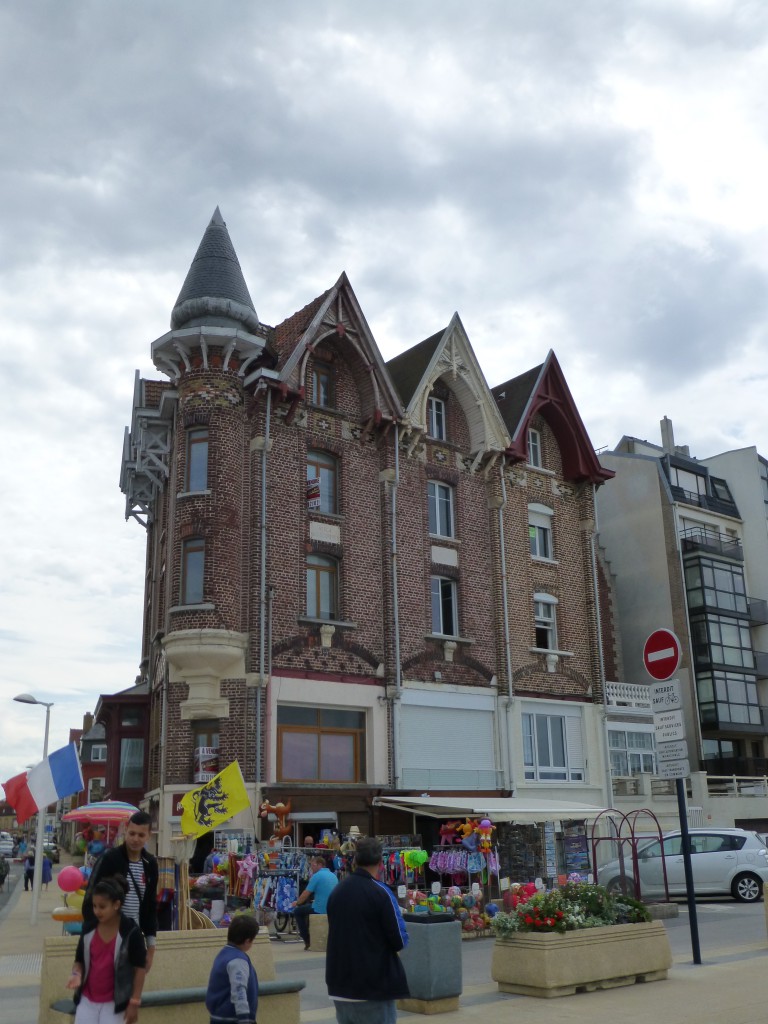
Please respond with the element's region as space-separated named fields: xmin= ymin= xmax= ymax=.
xmin=294 ymin=854 xmax=338 ymax=950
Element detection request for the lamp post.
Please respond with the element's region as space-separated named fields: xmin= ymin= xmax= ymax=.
xmin=14 ymin=693 xmax=53 ymax=926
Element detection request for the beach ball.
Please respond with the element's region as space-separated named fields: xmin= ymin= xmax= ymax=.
xmin=58 ymin=866 xmax=86 ymax=893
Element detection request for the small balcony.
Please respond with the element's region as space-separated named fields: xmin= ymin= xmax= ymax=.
xmin=680 ymin=527 xmax=743 ymax=561
xmin=670 ymin=486 xmax=739 ymax=517
xmin=604 ymin=681 xmax=652 ymax=715
xmin=749 ymin=598 xmax=768 ymax=626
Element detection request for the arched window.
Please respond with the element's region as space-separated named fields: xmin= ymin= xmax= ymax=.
xmin=307 ymin=451 xmax=338 ymax=514
xmin=306 ymin=554 xmax=339 ymax=620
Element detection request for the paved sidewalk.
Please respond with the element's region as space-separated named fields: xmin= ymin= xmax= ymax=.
xmin=2 ymin=855 xmax=768 ymax=1024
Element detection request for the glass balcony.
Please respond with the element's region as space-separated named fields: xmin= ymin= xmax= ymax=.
xmin=680 ymin=527 xmax=743 ymax=561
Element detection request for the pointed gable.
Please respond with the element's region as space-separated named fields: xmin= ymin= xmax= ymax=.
xmin=262 ymin=273 xmax=403 ymax=423
xmin=493 ymin=351 xmax=613 ymax=484
xmin=389 ymin=314 xmax=510 ymax=456
xmin=171 ymin=207 xmax=259 ymax=332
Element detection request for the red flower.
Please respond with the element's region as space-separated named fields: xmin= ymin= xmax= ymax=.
xmin=534 ymin=919 xmax=542 ymax=926
xmin=556 ymin=911 xmax=564 ymax=918
xmin=524 ymin=915 xmax=533 ymax=925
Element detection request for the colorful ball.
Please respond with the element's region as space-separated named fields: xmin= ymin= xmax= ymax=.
xmin=58 ymin=866 xmax=86 ymax=893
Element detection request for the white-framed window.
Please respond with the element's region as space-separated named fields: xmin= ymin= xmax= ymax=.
xmin=431 ymin=576 xmax=458 ymax=636
xmin=428 ymin=481 xmax=454 ymax=538
xmin=527 ymin=427 xmax=542 ymax=467
xmin=528 ymin=503 xmax=554 ymax=559
xmin=534 ymin=593 xmax=558 ymax=650
xmin=608 ymin=728 xmax=656 ymax=776
xmin=522 ymin=708 xmax=584 ymax=782
xmin=91 ymin=744 xmax=107 ymax=763
xmin=427 ymin=397 xmax=446 ymax=440
xmin=88 ymin=777 xmax=105 ymax=802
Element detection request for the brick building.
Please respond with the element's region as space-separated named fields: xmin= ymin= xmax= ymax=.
xmin=121 ymin=209 xmax=619 ymax=857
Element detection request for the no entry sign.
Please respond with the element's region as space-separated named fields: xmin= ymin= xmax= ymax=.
xmin=643 ymin=628 xmax=682 ymax=681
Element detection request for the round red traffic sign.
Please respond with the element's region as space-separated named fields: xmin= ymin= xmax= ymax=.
xmin=643 ymin=629 xmax=682 ymax=681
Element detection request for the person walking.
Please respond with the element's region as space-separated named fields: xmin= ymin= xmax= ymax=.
xmin=325 ymin=837 xmax=409 ymax=1024
xmin=67 ymin=874 xmax=146 ymax=1024
xmin=42 ymin=853 xmax=53 ymax=890
xmin=293 ymin=854 xmax=338 ymax=950
xmin=23 ymin=849 xmax=35 ymax=891
xmin=83 ymin=811 xmax=159 ymax=973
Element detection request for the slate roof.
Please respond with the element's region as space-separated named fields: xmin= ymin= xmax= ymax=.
xmin=492 ymin=363 xmax=543 ymax=438
xmin=171 ymin=207 xmax=259 ymax=331
xmin=386 ymin=329 xmax=446 ymax=406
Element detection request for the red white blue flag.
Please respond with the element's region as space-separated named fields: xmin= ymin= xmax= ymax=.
xmin=1 ymin=743 xmax=84 ymax=824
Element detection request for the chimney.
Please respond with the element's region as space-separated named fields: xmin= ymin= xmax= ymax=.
xmin=83 ymin=712 xmax=94 ymax=733
xmin=660 ymin=416 xmax=675 ymax=455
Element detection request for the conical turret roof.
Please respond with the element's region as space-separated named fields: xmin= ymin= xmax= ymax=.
xmin=171 ymin=207 xmax=259 ymax=332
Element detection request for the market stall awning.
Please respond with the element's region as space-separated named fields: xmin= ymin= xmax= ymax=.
xmin=373 ymin=795 xmax=611 ymax=825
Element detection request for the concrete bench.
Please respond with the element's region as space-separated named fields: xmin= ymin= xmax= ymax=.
xmin=309 ymin=913 xmax=328 ymax=952
xmin=51 ymin=978 xmax=305 ymax=1024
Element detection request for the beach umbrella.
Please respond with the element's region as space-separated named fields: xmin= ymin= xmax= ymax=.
xmin=61 ymin=800 xmax=139 ymax=823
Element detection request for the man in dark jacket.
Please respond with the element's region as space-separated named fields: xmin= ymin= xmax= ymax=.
xmin=325 ymin=837 xmax=409 ymax=1024
xmin=83 ymin=811 xmax=159 ymax=972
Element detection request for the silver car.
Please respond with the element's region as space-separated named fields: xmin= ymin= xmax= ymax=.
xmin=598 ymin=828 xmax=768 ymax=903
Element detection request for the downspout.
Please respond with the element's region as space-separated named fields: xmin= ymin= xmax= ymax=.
xmin=257 ymin=386 xmax=272 ymax=788
xmin=591 ymin=483 xmax=614 ymax=810
xmin=160 ymin=403 xmax=178 ymax=834
xmin=498 ymin=462 xmax=515 ymax=793
xmin=391 ymin=424 xmax=403 ymax=790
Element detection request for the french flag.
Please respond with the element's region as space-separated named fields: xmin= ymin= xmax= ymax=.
xmin=1 ymin=743 xmax=84 ymax=824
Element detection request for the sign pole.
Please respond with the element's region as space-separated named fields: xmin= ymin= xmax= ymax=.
xmin=644 ymin=628 xmax=701 ymax=966
xmin=676 ymin=777 xmax=701 ymax=964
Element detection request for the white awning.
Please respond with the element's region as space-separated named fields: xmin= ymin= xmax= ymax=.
xmin=373 ymin=795 xmax=611 ymax=825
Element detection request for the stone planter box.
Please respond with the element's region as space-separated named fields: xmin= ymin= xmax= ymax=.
xmin=491 ymin=921 xmax=672 ymax=998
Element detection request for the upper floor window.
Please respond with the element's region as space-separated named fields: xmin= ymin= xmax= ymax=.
xmin=608 ymin=728 xmax=656 ymax=776
xmin=522 ymin=710 xmax=583 ymax=782
xmin=307 ymin=451 xmax=338 ymax=514
xmin=312 ymin=365 xmax=334 ymax=408
xmin=528 ymin=503 xmax=554 ymax=559
xmin=88 ymin=777 xmax=105 ymax=802
xmin=306 ymin=554 xmax=339 ymax=620
xmin=428 ymin=481 xmax=454 ymax=538
xmin=527 ymin=428 xmax=542 ymax=467
xmin=534 ymin=593 xmax=558 ymax=650
xmin=119 ymin=738 xmax=145 ymax=789
xmin=91 ymin=744 xmax=107 ymax=763
xmin=427 ymin=397 xmax=446 ymax=440
xmin=186 ymin=428 xmax=209 ymax=491
xmin=431 ymin=576 xmax=458 ymax=636
xmin=277 ymin=705 xmax=366 ymax=783
xmin=181 ymin=537 xmax=205 ymax=605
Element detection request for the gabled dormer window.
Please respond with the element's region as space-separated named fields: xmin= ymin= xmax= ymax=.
xmin=312 ymin=365 xmax=334 ymax=408
xmin=527 ymin=428 xmax=542 ymax=468
xmin=427 ymin=397 xmax=446 ymax=440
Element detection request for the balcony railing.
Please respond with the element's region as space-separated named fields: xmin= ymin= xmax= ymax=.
xmin=680 ymin=527 xmax=743 ymax=561
xmin=670 ymin=486 xmax=739 ymax=517
xmin=749 ymin=598 xmax=768 ymax=626
xmin=604 ymin=681 xmax=652 ymax=712
xmin=706 ymin=775 xmax=768 ymax=798
xmin=703 ymin=757 xmax=768 ymax=778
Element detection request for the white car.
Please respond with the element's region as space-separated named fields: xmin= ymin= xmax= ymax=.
xmin=598 ymin=828 xmax=768 ymax=903
xmin=0 ymin=832 xmax=13 ymax=857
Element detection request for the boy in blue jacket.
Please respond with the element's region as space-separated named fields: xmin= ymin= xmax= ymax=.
xmin=206 ymin=916 xmax=259 ymax=1024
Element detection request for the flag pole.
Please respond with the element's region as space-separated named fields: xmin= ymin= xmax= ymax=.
xmin=30 ymin=702 xmax=52 ymax=927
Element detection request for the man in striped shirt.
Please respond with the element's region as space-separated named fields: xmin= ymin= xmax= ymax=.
xmin=83 ymin=811 xmax=159 ymax=971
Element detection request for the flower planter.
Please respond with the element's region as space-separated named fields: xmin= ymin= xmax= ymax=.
xmin=491 ymin=921 xmax=671 ymax=998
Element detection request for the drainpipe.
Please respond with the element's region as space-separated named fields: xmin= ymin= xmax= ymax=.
xmin=257 ymin=386 xmax=272 ymax=786
xmin=497 ymin=461 xmax=514 ymax=792
xmin=590 ymin=484 xmax=614 ymax=811
xmin=391 ymin=424 xmax=403 ymax=789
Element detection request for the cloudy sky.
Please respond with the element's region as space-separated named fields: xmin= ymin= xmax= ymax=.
xmin=1 ymin=0 xmax=767 ymax=786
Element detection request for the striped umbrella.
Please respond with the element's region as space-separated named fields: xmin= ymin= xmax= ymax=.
xmin=61 ymin=800 xmax=139 ymax=823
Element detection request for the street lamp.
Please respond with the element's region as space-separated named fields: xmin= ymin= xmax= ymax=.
xmin=14 ymin=693 xmax=53 ymax=926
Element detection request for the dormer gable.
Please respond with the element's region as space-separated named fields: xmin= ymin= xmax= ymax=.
xmin=255 ymin=273 xmax=402 ymax=425
xmin=493 ymin=350 xmax=613 ymax=484
xmin=387 ymin=313 xmax=510 ymax=457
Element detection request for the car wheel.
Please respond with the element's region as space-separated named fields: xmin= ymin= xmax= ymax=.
xmin=731 ymin=873 xmax=762 ymax=903
xmin=605 ymin=875 xmax=632 ymax=896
